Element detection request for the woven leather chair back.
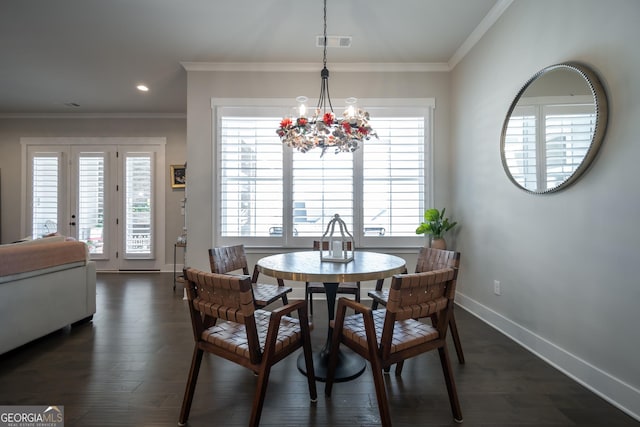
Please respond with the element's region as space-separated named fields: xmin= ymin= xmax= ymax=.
xmin=208 ymin=244 xmax=250 ymax=275
xmin=415 ymin=247 xmax=460 ymax=273
xmin=386 ymin=267 xmax=457 ymax=322
xmin=184 ymin=268 xmax=255 ymax=324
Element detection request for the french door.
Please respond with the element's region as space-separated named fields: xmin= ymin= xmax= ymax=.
xmin=23 ymin=138 xmax=166 ymax=271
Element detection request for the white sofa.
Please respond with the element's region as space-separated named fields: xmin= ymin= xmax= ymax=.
xmin=0 ymin=238 xmax=96 ymax=355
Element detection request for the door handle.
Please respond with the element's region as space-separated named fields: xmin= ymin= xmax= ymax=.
xmin=69 ymin=222 xmax=76 ymax=226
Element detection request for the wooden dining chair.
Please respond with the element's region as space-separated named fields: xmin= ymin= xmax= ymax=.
xmin=305 ymin=240 xmax=360 ymax=315
xmin=209 ymin=244 xmax=292 ymax=308
xmin=368 ymin=247 xmax=465 ymax=364
xmin=179 ymin=267 xmax=317 ymax=427
xmin=325 ymin=268 xmax=463 ymax=426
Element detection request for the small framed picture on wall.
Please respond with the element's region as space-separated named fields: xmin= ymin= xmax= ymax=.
xmin=171 ymin=164 xmax=186 ymax=189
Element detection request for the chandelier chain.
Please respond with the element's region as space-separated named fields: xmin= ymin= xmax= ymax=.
xmin=322 ymin=0 xmax=328 ymax=69
xmin=319 ymin=0 xmax=332 ymax=112
xmin=275 ymin=0 xmax=377 ymax=155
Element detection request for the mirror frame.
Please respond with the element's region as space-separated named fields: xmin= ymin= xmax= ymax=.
xmin=500 ymin=62 xmax=608 ymax=194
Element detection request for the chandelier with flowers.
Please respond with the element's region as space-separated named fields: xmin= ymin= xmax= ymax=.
xmin=276 ymin=0 xmax=377 ymax=155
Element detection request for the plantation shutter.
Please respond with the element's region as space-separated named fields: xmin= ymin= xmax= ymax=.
xmin=544 ymin=104 xmax=596 ymax=189
xmin=363 ymin=116 xmax=425 ymax=237
xmin=292 ymin=150 xmax=354 ymax=237
xmin=219 ymin=114 xmax=284 ymax=237
xmin=124 ymin=153 xmax=153 ymax=257
xmin=77 ymin=154 xmax=106 ymax=255
xmin=31 ymin=154 xmax=61 ymax=238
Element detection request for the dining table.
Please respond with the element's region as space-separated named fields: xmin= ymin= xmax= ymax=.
xmin=256 ymin=250 xmax=407 ymax=382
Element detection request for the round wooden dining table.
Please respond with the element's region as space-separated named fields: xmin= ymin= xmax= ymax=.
xmin=256 ymin=250 xmax=407 ymax=382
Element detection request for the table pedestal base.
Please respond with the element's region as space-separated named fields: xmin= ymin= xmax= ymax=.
xmin=297 ymin=347 xmax=366 ymax=383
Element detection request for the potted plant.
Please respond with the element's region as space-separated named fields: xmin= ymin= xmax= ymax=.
xmin=415 ymin=208 xmax=457 ymax=249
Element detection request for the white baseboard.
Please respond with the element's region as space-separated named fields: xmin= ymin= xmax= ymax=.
xmin=455 ymin=291 xmax=640 ymax=422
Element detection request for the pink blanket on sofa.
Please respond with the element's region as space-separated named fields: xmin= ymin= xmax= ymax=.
xmin=0 ymin=241 xmax=88 ymax=277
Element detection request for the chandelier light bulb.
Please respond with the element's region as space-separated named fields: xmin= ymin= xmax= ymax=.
xmin=345 ymin=97 xmax=357 ymax=114
xmin=296 ymin=95 xmax=308 ymax=117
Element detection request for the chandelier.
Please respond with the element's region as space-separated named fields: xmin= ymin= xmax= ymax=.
xmin=276 ymin=0 xmax=377 ymax=155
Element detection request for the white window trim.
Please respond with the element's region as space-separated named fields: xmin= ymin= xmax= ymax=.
xmin=211 ymin=98 xmax=435 ymax=249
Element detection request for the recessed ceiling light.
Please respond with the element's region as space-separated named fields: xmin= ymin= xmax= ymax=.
xmin=137 ymin=85 xmax=149 ymax=92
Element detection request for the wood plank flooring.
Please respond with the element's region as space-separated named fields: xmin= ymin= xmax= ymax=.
xmin=0 ymin=273 xmax=637 ymax=426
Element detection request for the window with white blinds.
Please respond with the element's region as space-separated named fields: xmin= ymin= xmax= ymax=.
xmin=216 ymin=100 xmax=432 ymax=247
xmin=544 ymin=104 xmax=595 ymax=189
xmin=292 ymin=150 xmax=353 ymax=237
xmin=503 ymin=105 xmax=537 ymax=191
xmin=125 ymin=154 xmax=153 ymax=257
xmin=219 ymin=116 xmax=284 ymax=237
xmin=504 ymin=102 xmax=595 ymax=192
xmin=31 ymin=155 xmax=60 ymax=238
xmin=363 ymin=117 xmax=425 ymax=237
xmin=78 ymin=155 xmax=105 ymax=254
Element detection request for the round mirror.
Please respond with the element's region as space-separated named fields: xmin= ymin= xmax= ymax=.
xmin=500 ymin=62 xmax=608 ymax=194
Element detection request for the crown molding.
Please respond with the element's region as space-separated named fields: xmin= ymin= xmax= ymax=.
xmin=449 ymin=0 xmax=514 ymax=69
xmin=181 ymin=61 xmax=450 ymax=73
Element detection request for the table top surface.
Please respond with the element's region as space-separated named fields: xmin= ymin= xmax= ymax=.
xmin=256 ymin=250 xmax=407 ymax=283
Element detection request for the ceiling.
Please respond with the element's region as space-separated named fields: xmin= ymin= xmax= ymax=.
xmin=0 ymin=0 xmax=508 ymax=115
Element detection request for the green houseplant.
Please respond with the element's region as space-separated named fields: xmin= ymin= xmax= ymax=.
xmin=415 ymin=208 xmax=457 ymax=249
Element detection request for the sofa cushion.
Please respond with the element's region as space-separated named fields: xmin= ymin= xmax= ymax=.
xmin=9 ymin=235 xmax=67 ymax=246
xmin=0 ymin=240 xmax=88 ymax=278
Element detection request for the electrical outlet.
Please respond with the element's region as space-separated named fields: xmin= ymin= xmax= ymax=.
xmin=493 ymin=280 xmax=501 ymax=295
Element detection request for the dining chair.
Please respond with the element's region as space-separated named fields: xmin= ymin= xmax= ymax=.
xmin=325 ymin=268 xmax=463 ymax=426
xmin=209 ymin=244 xmax=292 ymax=308
xmin=368 ymin=247 xmax=465 ymax=364
xmin=179 ymin=267 xmax=317 ymax=427
xmin=305 ymin=240 xmax=360 ymax=315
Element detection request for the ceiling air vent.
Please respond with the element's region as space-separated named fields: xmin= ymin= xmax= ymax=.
xmin=316 ymin=35 xmax=352 ymax=48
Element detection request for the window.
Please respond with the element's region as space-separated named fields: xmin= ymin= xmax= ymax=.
xmin=125 ymin=154 xmax=153 ymax=257
xmin=78 ymin=155 xmax=105 ymax=255
xmin=215 ymin=99 xmax=433 ymax=247
xmin=31 ymin=154 xmax=61 ymax=238
xmin=504 ymin=99 xmax=596 ymax=192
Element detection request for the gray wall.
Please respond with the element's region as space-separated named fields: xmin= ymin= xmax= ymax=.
xmin=451 ymin=0 xmax=640 ymax=418
xmin=0 ymin=117 xmax=187 ymax=267
xmin=185 ymin=70 xmax=453 ymax=271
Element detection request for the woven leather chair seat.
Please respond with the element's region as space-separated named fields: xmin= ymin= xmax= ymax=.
xmin=252 ymin=284 xmax=292 ymax=307
xmin=367 ymin=289 xmax=388 ymax=304
xmin=338 ymin=309 xmax=440 ymax=354
xmin=209 ymin=244 xmax=292 ymax=308
xmin=201 ymin=309 xmax=306 ymax=358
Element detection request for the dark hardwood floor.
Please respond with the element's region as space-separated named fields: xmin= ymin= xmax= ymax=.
xmin=0 ymin=273 xmax=637 ymax=426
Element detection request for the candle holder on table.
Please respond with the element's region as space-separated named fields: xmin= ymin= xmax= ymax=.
xmin=320 ymin=214 xmax=354 ymax=263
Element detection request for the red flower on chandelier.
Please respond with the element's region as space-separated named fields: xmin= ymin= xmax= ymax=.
xmin=323 ymin=112 xmax=335 ymax=126
xmin=277 ymin=107 xmax=377 ymax=156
